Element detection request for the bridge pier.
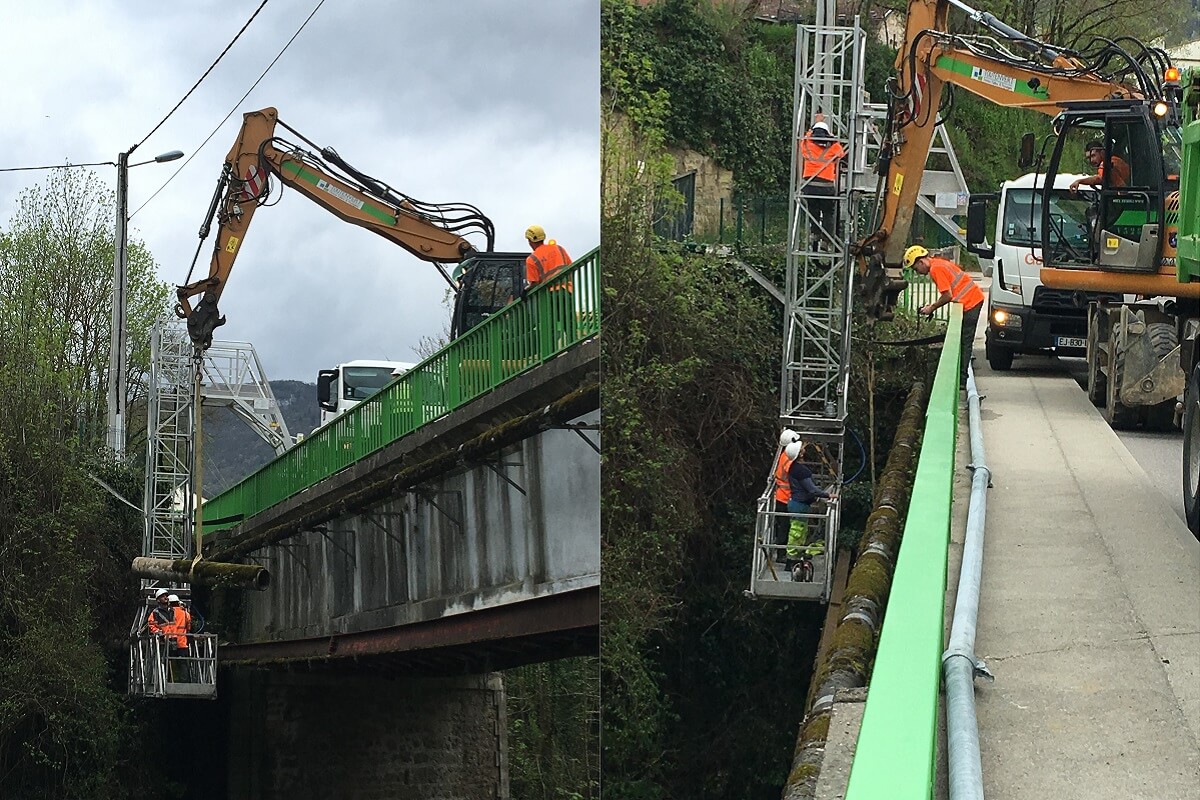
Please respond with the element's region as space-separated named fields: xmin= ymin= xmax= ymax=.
xmin=225 ymin=669 xmax=508 ymax=799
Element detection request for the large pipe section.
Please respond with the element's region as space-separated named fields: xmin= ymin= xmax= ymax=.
xmin=941 ymin=364 xmax=993 ymax=800
xmin=131 ymin=556 xmax=270 ymax=591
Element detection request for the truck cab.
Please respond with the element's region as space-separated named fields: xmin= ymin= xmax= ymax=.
xmin=967 ymin=172 xmax=1125 ymax=370
xmin=316 ymin=359 xmax=415 ymax=428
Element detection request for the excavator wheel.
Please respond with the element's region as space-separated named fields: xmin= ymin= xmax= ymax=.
xmin=1184 ymin=364 xmax=1200 ymax=538
xmin=1141 ymin=323 xmax=1181 ymax=432
xmin=1104 ymin=321 xmax=1138 ymax=429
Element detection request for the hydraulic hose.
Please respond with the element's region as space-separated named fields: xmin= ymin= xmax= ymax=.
xmin=940 ymin=363 xmax=994 ymax=800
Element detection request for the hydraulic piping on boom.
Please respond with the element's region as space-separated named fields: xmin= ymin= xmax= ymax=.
xmin=175 ymin=107 xmax=527 ymax=353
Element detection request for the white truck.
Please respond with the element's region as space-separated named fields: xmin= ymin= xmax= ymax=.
xmin=966 ymin=172 xmax=1126 ymax=371
xmin=316 ymin=359 xmax=415 ymax=428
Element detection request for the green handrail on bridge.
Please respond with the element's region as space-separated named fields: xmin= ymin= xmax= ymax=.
xmin=202 ymin=247 xmax=599 ymax=534
xmin=845 ymin=304 xmax=962 ymax=800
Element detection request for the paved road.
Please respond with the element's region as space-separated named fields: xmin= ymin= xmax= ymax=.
xmin=1011 ymin=354 xmax=1188 ymax=526
xmin=960 ymin=345 xmax=1200 ymax=800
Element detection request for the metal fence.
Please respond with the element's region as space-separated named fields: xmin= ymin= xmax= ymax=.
xmin=201 ymin=248 xmax=600 ymax=533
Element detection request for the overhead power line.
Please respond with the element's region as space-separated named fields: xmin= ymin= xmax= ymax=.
xmin=0 ymin=160 xmax=115 ymax=173
xmin=130 ymin=0 xmax=273 ymax=156
xmin=130 ymin=0 xmax=327 ymax=220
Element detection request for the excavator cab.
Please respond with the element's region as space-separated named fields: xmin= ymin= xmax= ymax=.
xmin=450 ymin=251 xmax=528 ymax=339
xmin=1041 ymin=101 xmax=1181 ymax=273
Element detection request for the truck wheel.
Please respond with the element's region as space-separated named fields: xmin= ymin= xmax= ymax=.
xmin=986 ymin=343 xmax=1013 ymax=371
xmin=1104 ymin=323 xmax=1138 ymax=429
xmin=1141 ymin=323 xmax=1181 ymax=431
xmin=1086 ymin=308 xmax=1106 ymax=407
xmin=1184 ymin=365 xmax=1200 ymax=537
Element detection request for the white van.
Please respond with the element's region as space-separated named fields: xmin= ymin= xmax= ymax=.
xmin=966 ymin=172 xmax=1127 ymax=370
xmin=315 ymin=359 xmax=416 ymax=428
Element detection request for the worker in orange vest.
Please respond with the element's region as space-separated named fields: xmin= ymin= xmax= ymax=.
xmin=167 ymin=594 xmax=193 ymax=681
xmin=904 ymin=245 xmax=986 ymax=385
xmin=146 ymin=588 xmax=173 ymax=636
xmin=773 ymin=428 xmax=801 ymax=564
xmin=798 ymin=113 xmax=847 ymax=251
xmin=524 ymin=225 xmax=572 ymax=291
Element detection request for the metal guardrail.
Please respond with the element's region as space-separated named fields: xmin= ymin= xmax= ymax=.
xmin=900 ymin=270 xmax=953 ymax=322
xmin=845 ymin=304 xmax=962 ymax=799
xmin=202 ymin=248 xmax=599 ymax=533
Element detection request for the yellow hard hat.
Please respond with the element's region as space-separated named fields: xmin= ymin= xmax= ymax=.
xmin=902 ymin=245 xmax=930 ymax=268
xmin=525 ymin=224 xmax=546 ymax=243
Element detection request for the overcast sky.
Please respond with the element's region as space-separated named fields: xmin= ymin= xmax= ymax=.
xmin=0 ymin=0 xmax=600 ymax=380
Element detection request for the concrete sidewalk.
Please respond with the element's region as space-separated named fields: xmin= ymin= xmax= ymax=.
xmin=950 ymin=322 xmax=1200 ymax=798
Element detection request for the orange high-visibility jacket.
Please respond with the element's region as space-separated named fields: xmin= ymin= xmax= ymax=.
xmin=167 ymin=605 xmax=191 ymax=650
xmin=525 ymin=242 xmax=572 ymax=287
xmin=800 ymin=134 xmax=846 ymax=182
xmin=928 ymin=256 xmax=984 ymax=312
xmin=147 ymin=605 xmax=172 ymax=636
xmin=774 ymin=450 xmax=794 ymax=504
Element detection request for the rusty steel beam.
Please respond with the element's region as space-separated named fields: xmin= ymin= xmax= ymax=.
xmin=219 ymin=585 xmax=598 ymax=665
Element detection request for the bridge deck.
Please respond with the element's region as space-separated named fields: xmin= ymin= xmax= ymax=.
xmin=944 ymin=329 xmax=1200 ymax=797
xmin=201 ymin=248 xmax=598 ymax=545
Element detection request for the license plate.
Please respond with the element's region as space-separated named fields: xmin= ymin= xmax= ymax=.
xmin=1055 ymin=336 xmax=1086 ymax=349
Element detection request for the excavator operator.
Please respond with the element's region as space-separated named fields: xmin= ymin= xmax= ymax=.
xmin=1070 ymin=139 xmax=1130 ymax=193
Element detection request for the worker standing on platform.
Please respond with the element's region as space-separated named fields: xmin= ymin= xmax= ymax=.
xmin=905 ymin=245 xmax=985 ymax=385
xmin=784 ymin=441 xmax=833 ymax=564
xmin=773 ymin=429 xmax=802 ymax=563
xmin=798 ymin=113 xmax=847 ymax=250
xmin=146 ymin=588 xmax=173 ymax=636
xmin=167 ymin=594 xmax=192 ymax=681
xmin=524 ymin=225 xmax=572 ymax=290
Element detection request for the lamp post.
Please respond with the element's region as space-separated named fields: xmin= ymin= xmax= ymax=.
xmin=106 ymin=148 xmax=184 ymax=458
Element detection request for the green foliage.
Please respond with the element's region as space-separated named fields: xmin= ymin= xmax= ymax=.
xmin=0 ymin=169 xmax=176 ymax=798
xmin=0 ymin=168 xmax=170 ymax=448
xmin=507 ymin=658 xmax=600 ymax=800
xmin=603 ymin=0 xmax=796 ymax=194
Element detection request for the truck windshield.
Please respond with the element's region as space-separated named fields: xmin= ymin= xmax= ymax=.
xmin=342 ymin=366 xmax=397 ymax=401
xmin=1003 ymin=188 xmax=1090 ymax=256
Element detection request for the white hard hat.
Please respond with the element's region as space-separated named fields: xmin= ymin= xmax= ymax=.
xmin=154 ymin=588 xmax=169 ymax=598
xmin=167 ymin=594 xmax=180 ymax=603
xmin=785 ymin=441 xmax=805 ymax=461
xmin=778 ymin=428 xmax=801 ymax=447
xmin=811 ymin=121 xmax=830 ymax=132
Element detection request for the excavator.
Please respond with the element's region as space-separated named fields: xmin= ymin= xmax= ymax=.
xmin=857 ymin=0 xmax=1200 ymax=534
xmin=174 ymin=107 xmax=528 ymax=352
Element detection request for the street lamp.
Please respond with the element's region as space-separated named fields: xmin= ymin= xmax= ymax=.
xmin=106 ymin=148 xmax=184 ymax=458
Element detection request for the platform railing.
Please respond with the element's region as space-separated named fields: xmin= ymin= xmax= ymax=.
xmin=129 ymin=633 xmax=219 ymax=700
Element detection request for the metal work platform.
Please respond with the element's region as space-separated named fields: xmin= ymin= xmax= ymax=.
xmin=129 ymin=629 xmax=219 ymax=700
xmin=749 ymin=502 xmax=837 ymax=602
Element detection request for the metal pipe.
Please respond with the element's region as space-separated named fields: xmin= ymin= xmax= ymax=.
xmin=132 ymin=556 xmax=270 ymax=591
xmin=941 ymin=363 xmax=994 ymax=800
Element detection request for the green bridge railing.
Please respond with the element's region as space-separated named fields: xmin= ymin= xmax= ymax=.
xmin=202 ymin=247 xmax=600 ymax=534
xmin=845 ymin=304 xmax=962 ymax=799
